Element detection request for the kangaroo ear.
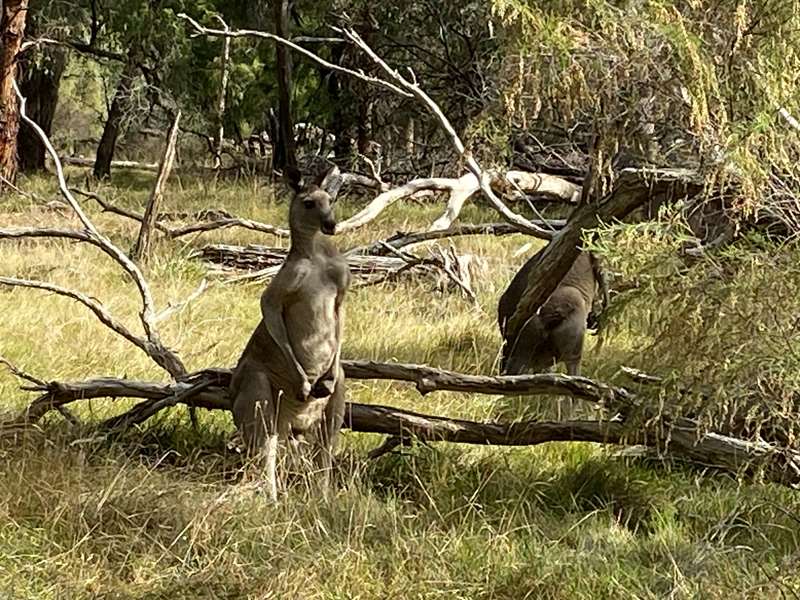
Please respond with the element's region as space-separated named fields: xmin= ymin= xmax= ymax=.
xmin=316 ymin=165 xmax=343 ymax=201
xmin=284 ymin=165 xmax=303 ymax=193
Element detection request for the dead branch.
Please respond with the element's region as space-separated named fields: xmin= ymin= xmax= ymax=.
xmin=63 ymin=157 xmax=161 ymax=171
xmin=336 ymin=176 xmax=475 ymax=233
xmin=213 ymin=16 xmax=232 ymax=170
xmin=133 ymin=111 xmax=182 ymax=262
xmin=11 ymin=80 xmax=186 ymax=378
xmin=177 ymin=13 xmax=413 ymax=99
xmin=71 ymin=189 xmax=169 ymax=232
xmin=0 ymin=226 xmax=100 ymax=245
xmin=167 ymin=217 xmax=289 ymax=239
xmin=0 ymin=276 xmax=174 ymax=366
xmin=347 ymin=221 xmax=564 ymax=256
xmin=335 ymin=170 xmax=576 ymax=235
xmin=154 ymin=279 xmax=209 ymax=323
xmin=6 ymin=364 xmax=800 ymax=487
xmin=341 ymin=172 xmax=389 ymax=192
xmin=337 ymin=27 xmax=554 ymax=238
xmin=72 ymin=188 xmax=290 ymax=239
xmin=192 ymin=242 xmax=481 ymax=298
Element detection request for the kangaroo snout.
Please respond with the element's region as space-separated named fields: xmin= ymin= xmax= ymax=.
xmin=321 ymin=216 xmax=336 ymax=235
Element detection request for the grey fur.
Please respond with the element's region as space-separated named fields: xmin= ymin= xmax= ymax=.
xmin=499 ymin=249 xmax=606 ymax=379
xmin=230 ymin=166 xmax=351 ymax=501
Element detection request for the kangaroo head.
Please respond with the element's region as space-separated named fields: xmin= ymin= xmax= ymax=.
xmin=286 ymin=165 xmax=343 ymax=236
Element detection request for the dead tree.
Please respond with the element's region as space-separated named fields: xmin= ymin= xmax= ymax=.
xmin=0 ymin=0 xmax=29 ymax=189
xmin=132 ymin=111 xmax=181 ymax=263
xmin=213 ymin=18 xmax=231 ymax=170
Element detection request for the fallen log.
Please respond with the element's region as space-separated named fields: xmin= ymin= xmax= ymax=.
xmin=191 ymin=243 xmax=482 ymax=299
xmin=335 ymin=171 xmax=578 ymax=235
xmin=5 ymin=364 xmax=800 ymax=487
xmin=63 ymin=156 xmax=161 ymax=171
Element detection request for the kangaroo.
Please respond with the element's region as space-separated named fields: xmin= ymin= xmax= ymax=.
xmin=230 ymin=165 xmax=350 ymax=501
xmin=498 ymin=249 xmax=607 ymax=382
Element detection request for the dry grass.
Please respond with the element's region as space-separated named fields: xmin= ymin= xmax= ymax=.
xmin=1 ymin=171 xmax=800 ymax=599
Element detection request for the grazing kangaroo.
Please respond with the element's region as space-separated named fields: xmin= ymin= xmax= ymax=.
xmin=230 ymin=165 xmax=350 ymax=501
xmin=498 ymin=249 xmax=607 ymax=382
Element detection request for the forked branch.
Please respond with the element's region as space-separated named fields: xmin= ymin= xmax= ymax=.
xmin=10 ymin=80 xmax=186 ymax=378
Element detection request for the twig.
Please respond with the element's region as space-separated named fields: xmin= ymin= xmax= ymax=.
xmin=0 ymin=356 xmax=48 ymax=388
xmin=619 ymin=366 xmax=664 ymax=385
xmin=72 ymin=188 xmax=289 ymax=238
xmin=154 ymin=279 xmax=209 ymax=323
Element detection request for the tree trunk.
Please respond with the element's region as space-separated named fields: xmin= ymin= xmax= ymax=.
xmin=132 ymin=111 xmax=181 ymax=263
xmin=357 ymin=97 xmax=373 ymax=155
xmin=18 ymin=39 xmax=66 ymax=172
xmin=0 ymin=0 xmax=29 ymax=190
xmin=271 ymin=0 xmax=296 ymax=171
xmin=326 ymin=44 xmax=354 ymax=160
xmin=93 ymin=58 xmax=138 ymax=180
xmin=213 ymin=32 xmax=231 ymax=170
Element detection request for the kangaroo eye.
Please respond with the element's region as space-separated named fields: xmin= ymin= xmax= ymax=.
xmin=303 ymin=200 xmax=315 ymax=209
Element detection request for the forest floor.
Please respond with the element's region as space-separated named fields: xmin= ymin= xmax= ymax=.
xmin=1 ymin=171 xmax=799 ymax=599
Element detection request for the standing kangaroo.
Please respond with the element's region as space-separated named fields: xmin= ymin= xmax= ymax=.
xmin=230 ymin=165 xmax=350 ymax=501
xmin=498 ymin=249 xmax=607 ymax=380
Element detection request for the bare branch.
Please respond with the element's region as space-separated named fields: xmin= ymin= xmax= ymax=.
xmin=336 ymin=175 xmax=481 ymax=233
xmin=778 ymin=107 xmax=800 ymax=132
xmin=347 ymin=221 xmax=563 ymax=256
xmin=0 ymin=277 xmax=169 ymax=368
xmin=0 ymin=356 xmax=48 ymax=388
xmin=154 ymin=279 xmax=209 ymax=323
xmin=167 ymin=217 xmax=289 ymax=239
xmin=0 ymin=227 xmax=100 ymax=245
xmin=72 ymin=188 xmax=289 ymax=239
xmin=132 ymin=111 xmax=182 ymax=262
xmin=213 ymin=17 xmax=231 ymax=170
xmin=11 ymin=80 xmax=186 ymax=378
xmin=176 ymin=13 xmax=413 ymax=98
xmin=337 ymin=27 xmax=553 ymax=238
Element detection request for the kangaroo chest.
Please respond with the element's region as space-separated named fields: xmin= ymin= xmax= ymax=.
xmin=284 ymin=254 xmax=348 ymax=380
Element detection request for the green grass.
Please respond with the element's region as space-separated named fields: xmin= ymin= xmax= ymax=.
xmin=1 ymin=171 xmax=800 ymax=599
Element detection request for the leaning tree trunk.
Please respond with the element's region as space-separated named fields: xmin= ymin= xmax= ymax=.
xmin=93 ymin=58 xmax=138 ymax=180
xmin=18 ymin=39 xmax=66 ymax=172
xmin=271 ymin=0 xmax=296 ymax=171
xmin=0 ymin=0 xmax=29 ymax=190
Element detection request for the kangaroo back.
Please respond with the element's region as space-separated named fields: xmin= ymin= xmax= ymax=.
xmin=499 ymin=250 xmax=600 ymax=375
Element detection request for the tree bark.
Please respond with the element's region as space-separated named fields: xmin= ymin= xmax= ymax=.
xmin=93 ymin=58 xmax=138 ymax=180
xmin=132 ymin=111 xmax=181 ymax=263
xmin=326 ymin=44 xmax=355 ymax=160
xmin=0 ymin=0 xmax=29 ymax=189
xmin=18 ymin=41 xmax=66 ymax=172
xmin=213 ymin=31 xmax=231 ymax=170
xmin=271 ymin=0 xmax=296 ymax=171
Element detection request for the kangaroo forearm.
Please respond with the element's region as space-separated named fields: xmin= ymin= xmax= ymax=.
xmin=262 ymin=311 xmax=306 ymax=379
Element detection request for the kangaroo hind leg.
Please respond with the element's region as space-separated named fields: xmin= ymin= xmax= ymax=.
xmin=231 ymin=365 xmax=281 ymax=501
